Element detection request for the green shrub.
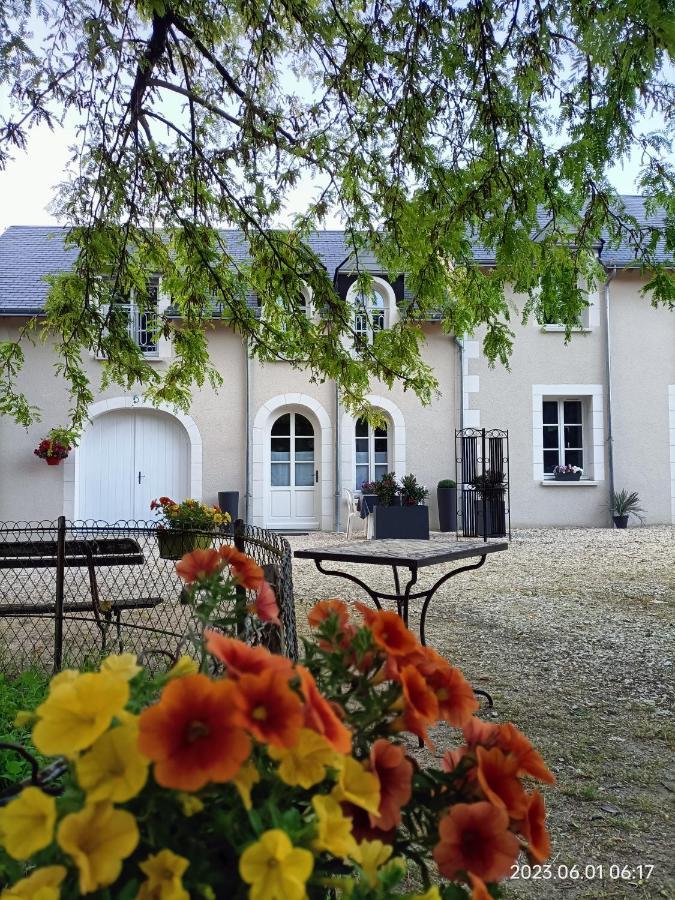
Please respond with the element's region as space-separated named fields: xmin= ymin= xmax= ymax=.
xmin=0 ymin=669 xmax=50 ymax=789
xmin=437 ymin=479 xmax=456 ymax=488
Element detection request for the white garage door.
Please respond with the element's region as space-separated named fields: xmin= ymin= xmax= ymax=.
xmin=77 ymin=409 xmax=190 ymax=522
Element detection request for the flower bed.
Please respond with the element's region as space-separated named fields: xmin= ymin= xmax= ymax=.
xmin=0 ymin=545 xmax=553 ymax=899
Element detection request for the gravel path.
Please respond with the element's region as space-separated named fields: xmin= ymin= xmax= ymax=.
xmin=289 ymin=527 xmax=675 ymax=900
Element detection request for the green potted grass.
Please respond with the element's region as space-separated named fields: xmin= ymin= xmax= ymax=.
xmin=610 ymin=489 xmax=645 ymax=529
xmin=436 ymin=479 xmax=457 ymax=532
xmin=151 ymin=497 xmax=230 ymax=559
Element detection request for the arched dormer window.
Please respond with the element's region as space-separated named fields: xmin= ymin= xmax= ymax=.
xmin=347 ymin=277 xmax=396 ymax=349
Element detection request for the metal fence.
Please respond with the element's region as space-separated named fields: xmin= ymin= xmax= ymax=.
xmin=0 ymin=518 xmax=297 ymax=674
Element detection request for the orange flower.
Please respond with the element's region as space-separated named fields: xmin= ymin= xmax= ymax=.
xmin=297 ymin=666 xmax=352 ymax=754
xmin=433 ymin=801 xmax=519 ymax=882
xmin=308 ymin=599 xmax=350 ymax=630
xmin=368 ymin=740 xmax=413 ymax=831
xmin=426 ymin=664 xmax=478 ymax=728
xmin=355 ymin=601 xmax=378 ymax=626
xmin=468 ymin=873 xmax=491 ymax=900
xmin=476 ymin=747 xmax=528 ymax=819
xmin=253 ymin=582 xmax=281 ymax=626
xmin=204 ymin=631 xmax=293 ymax=679
xmin=369 ymin=611 xmax=419 ymax=657
xmin=237 ymin=669 xmax=304 ymax=748
xmin=442 ymin=747 xmax=468 ymax=773
xmin=498 ymin=723 xmax=555 ymax=784
xmin=138 ymin=674 xmax=250 ymax=791
xmin=397 ymin=666 xmax=439 ymax=747
xmin=463 ymin=717 xmax=500 ymax=748
xmin=218 ymin=546 xmax=264 ymax=590
xmin=521 ymin=790 xmax=551 ymax=863
xmin=175 ymin=548 xmax=224 ymax=583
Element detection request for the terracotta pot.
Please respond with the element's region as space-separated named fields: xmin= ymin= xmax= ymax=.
xmin=45 ymin=457 xmax=62 ymax=466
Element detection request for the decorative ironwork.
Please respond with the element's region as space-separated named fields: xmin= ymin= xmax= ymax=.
xmin=455 ymin=428 xmax=511 ymax=541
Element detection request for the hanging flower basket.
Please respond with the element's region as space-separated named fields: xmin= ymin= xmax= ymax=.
xmin=34 ymin=430 xmax=71 ymax=466
xmin=156 ymin=529 xmax=214 ymax=560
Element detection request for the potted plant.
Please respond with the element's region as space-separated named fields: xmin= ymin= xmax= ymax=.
xmin=33 ymin=427 xmax=72 ymax=466
xmin=610 ymin=489 xmax=645 ymax=529
xmin=359 ymin=480 xmax=379 ymax=516
xmin=553 ymin=464 xmax=582 ymax=481
xmin=373 ymin=472 xmax=430 ymax=539
xmin=472 ymin=469 xmax=507 ymax=538
xmin=437 ymin=478 xmax=457 ymax=532
xmin=151 ymin=497 xmax=230 ymax=559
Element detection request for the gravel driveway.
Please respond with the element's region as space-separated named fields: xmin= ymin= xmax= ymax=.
xmin=288 ymin=526 xmax=675 ymax=900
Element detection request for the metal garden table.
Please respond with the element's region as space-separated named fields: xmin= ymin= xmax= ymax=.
xmin=294 ymin=537 xmax=508 ymax=646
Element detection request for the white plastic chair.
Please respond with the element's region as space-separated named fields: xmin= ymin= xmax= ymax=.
xmin=343 ymin=488 xmax=365 ymax=539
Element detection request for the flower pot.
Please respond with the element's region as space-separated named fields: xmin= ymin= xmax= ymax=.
xmin=436 ymin=486 xmax=457 ymax=532
xmin=45 ymin=457 xmax=62 ymax=466
xmin=157 ymin=530 xmax=213 ymax=560
xmin=373 ymin=504 xmax=429 ymax=539
xmin=613 ymin=515 xmax=629 ymax=529
xmin=554 ymin=472 xmax=581 ymax=481
xmin=218 ymin=491 xmax=240 ymax=531
xmin=474 ymin=489 xmax=507 ymax=538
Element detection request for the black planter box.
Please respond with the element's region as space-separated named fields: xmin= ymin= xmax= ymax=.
xmin=374 ymin=504 xmax=430 ymax=539
xmin=553 ymin=472 xmax=582 ymax=481
xmin=474 ymin=491 xmax=507 ymax=538
xmin=218 ymin=491 xmax=240 ymax=530
xmin=437 ymin=487 xmax=457 ymax=532
xmin=360 ymin=494 xmax=379 ymax=515
xmin=613 ymin=515 xmax=629 ymax=529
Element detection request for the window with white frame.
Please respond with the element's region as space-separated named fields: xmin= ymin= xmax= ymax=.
xmin=111 ymin=278 xmax=160 ymax=357
xmin=354 ymin=417 xmax=389 ymax=490
xmin=353 ymin=290 xmax=386 ymax=348
xmin=542 ymin=398 xmax=584 ymax=474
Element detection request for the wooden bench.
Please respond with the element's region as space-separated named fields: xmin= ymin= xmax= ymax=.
xmin=0 ymin=537 xmax=162 ymax=653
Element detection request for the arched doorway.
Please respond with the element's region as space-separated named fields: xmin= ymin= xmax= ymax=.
xmin=76 ymin=408 xmax=191 ymax=521
xmin=268 ymin=410 xmax=319 ymax=529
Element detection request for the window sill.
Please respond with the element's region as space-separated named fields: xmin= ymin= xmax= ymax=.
xmin=540 ymin=480 xmax=598 ymax=487
xmin=540 ymin=325 xmax=591 ymax=333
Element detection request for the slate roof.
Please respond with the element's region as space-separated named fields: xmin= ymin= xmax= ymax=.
xmin=0 ymin=198 xmax=669 ymax=314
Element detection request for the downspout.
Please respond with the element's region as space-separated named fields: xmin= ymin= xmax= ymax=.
xmin=245 ymin=338 xmax=252 ymax=524
xmin=454 ymin=335 xmax=464 ymax=433
xmin=603 ymin=266 xmax=618 ymax=526
xmin=334 ymin=384 xmax=341 ymax=532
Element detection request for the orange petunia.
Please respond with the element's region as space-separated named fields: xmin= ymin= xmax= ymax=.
xmin=218 ymin=546 xmax=264 ymax=590
xmin=426 ymin=663 xmax=479 ymax=728
xmin=498 ymin=723 xmax=555 ymax=785
xmin=237 ymin=668 xmax=304 ymax=748
xmin=441 ymin=747 xmax=469 ymax=774
xmin=368 ymin=739 xmax=413 ymax=831
xmin=253 ymin=581 xmax=281 ymax=626
xmin=520 ymin=789 xmax=551 ymax=863
xmin=355 ymin=601 xmax=378 ymax=627
xmin=463 ymin=717 xmax=500 ymax=748
xmin=137 ymin=673 xmax=250 ymax=791
xmin=398 ymin=665 xmax=439 ymax=747
xmin=204 ymin=631 xmax=293 ymax=679
xmin=369 ymin=611 xmax=420 ymax=657
xmin=297 ymin=666 xmax=352 ymax=754
xmin=175 ymin=548 xmax=224 ymax=583
xmin=468 ymin=873 xmax=491 ymax=900
xmin=308 ymin=599 xmax=350 ymax=630
xmin=475 ymin=746 xmax=528 ymax=819
xmin=433 ymin=801 xmax=519 ymax=882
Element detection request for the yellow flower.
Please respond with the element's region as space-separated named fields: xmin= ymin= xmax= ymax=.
xmin=177 ymin=793 xmax=204 ymax=817
xmin=311 ymin=794 xmax=358 ymax=858
xmin=12 ymin=710 xmax=35 ymax=728
xmin=49 ymin=669 xmax=80 ymax=690
xmin=331 ymin=757 xmax=380 ymax=815
xmin=100 ymin=653 xmax=142 ymax=681
xmin=232 ymin=761 xmax=260 ymax=810
xmin=351 ymin=839 xmax=393 ymax=887
xmin=0 ymin=787 xmax=57 ymax=860
xmin=57 ymin=802 xmax=139 ymax=893
xmin=1 ymin=865 xmax=66 ymax=899
xmin=33 ymin=672 xmax=129 ymax=757
xmin=166 ymin=655 xmax=199 ymax=680
xmin=413 ymin=888 xmax=442 ymax=900
xmin=268 ymin=729 xmax=340 ymax=789
xmin=239 ymin=829 xmax=314 ymax=900
xmin=137 ymin=848 xmax=190 ymax=900
xmin=76 ymin=722 xmax=149 ymax=803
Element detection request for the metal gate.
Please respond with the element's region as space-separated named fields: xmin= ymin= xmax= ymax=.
xmin=455 ymin=428 xmax=511 ymax=540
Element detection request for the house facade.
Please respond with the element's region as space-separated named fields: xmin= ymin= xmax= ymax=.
xmin=1 ymin=206 xmax=673 ymax=530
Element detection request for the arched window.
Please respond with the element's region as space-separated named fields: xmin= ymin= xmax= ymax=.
xmin=354 ymin=416 xmax=389 ymax=490
xmin=353 ymin=290 xmax=385 ymax=348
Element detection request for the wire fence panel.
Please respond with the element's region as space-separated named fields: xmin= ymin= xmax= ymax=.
xmin=0 ymin=518 xmax=297 ymax=674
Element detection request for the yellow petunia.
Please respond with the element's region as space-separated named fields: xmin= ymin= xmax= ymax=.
xmin=13 ymin=710 xmax=35 ymax=728
xmin=232 ymin=761 xmax=260 ymax=810
xmin=166 ymin=655 xmax=199 ymax=680
xmin=268 ymin=728 xmax=340 ymax=789
xmin=0 ymin=787 xmax=56 ymax=860
xmin=1 ymin=865 xmax=66 ymax=899
xmin=240 ymin=829 xmax=314 ymax=900
xmin=137 ymin=848 xmax=190 ymax=900
xmin=351 ymin=839 xmax=394 ymax=887
xmin=33 ymin=672 xmax=129 ymax=757
xmin=311 ymin=794 xmax=358 ymax=858
xmin=331 ymin=757 xmax=381 ymax=815
xmin=57 ymin=801 xmax=139 ymax=893
xmin=76 ymin=722 xmax=149 ymax=803
xmin=100 ymin=653 xmax=142 ymax=681
xmin=177 ymin=793 xmax=204 ymax=817
xmin=49 ymin=669 xmax=80 ymax=690
xmin=413 ymin=888 xmax=442 ymax=900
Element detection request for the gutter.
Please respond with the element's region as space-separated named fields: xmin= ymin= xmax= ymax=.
xmin=603 ymin=265 xmax=618 ymax=526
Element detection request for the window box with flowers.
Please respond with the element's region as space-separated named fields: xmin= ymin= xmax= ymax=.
xmin=553 ymin=465 xmax=582 ymax=482
xmin=33 ymin=428 xmax=72 ymax=466
xmin=370 ymin=473 xmax=430 ymax=539
xmin=151 ymin=497 xmax=230 ymax=559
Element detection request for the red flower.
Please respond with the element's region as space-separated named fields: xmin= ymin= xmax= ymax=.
xmin=368 ymin=739 xmax=413 ymax=831
xmin=175 ymin=548 xmax=224 ymax=583
xmin=433 ymin=801 xmax=519 ymax=882
xmin=219 ymin=546 xmax=264 ymax=590
xmin=297 ymin=666 xmax=352 ymax=754
xmin=520 ymin=789 xmax=551 ymax=863
xmin=237 ymin=668 xmax=304 ymax=748
xmin=253 ymin=581 xmax=281 ymax=626
xmin=204 ymin=631 xmax=293 ymax=679
xmin=476 ymin=746 xmax=528 ymax=819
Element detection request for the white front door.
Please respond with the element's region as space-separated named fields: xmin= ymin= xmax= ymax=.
xmin=268 ymin=412 xmax=319 ymax=529
xmin=78 ymin=409 xmax=190 ymax=522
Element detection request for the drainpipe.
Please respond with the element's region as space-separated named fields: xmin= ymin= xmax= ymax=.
xmin=245 ymin=339 xmax=252 ymax=524
xmin=454 ymin=335 xmax=464 ymax=434
xmin=334 ymin=383 xmax=341 ymax=532
xmin=603 ymin=267 xmax=618 ymax=526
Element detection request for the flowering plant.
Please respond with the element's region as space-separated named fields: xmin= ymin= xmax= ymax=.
xmin=150 ymin=496 xmax=229 ymax=530
xmin=33 ymin=428 xmax=72 ymax=461
xmin=399 ymin=473 xmax=429 ymax=506
xmin=552 ymin=465 xmax=582 ymax=475
xmin=0 ymin=547 xmax=553 ymax=899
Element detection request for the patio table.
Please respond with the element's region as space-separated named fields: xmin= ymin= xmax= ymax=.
xmin=294 ymin=537 xmax=507 ymax=646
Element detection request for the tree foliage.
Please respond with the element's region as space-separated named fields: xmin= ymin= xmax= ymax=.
xmin=0 ymin=0 xmax=673 ymax=431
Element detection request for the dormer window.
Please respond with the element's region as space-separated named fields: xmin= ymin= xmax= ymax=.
xmin=112 ymin=278 xmax=160 ymax=356
xmin=352 ymin=288 xmax=388 ymax=349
